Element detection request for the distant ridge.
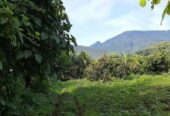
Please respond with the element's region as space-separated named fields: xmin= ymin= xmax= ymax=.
xmin=75 ymin=30 xmax=170 ymax=58
xmin=74 ymin=45 xmax=112 ymax=59
xmin=90 ymin=30 xmax=170 ymax=53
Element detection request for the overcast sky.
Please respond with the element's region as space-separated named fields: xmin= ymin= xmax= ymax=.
xmin=63 ymin=0 xmax=170 ymax=46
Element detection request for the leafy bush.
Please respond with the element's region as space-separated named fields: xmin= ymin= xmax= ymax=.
xmin=58 ymin=52 xmax=91 ymax=81
xmin=84 ymin=60 xmax=110 ymax=81
xmin=85 ymin=55 xmax=137 ymax=81
xmin=85 ymin=52 xmax=169 ymax=81
xmin=0 ymin=76 xmax=56 ymax=115
xmin=0 ymin=76 xmax=25 ymax=115
xmin=144 ymin=52 xmax=170 ymax=74
xmin=126 ymin=54 xmax=145 ymax=74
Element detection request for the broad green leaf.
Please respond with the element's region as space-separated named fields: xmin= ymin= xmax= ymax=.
xmin=161 ymin=2 xmax=170 ymax=25
xmin=24 ymin=50 xmax=32 ymax=58
xmin=70 ymin=35 xmax=77 ymax=46
xmin=166 ymin=2 xmax=170 ymax=15
xmin=23 ymin=21 xmax=31 ymax=27
xmin=17 ymin=52 xmax=25 ymax=60
xmin=34 ymin=54 xmax=42 ymax=63
xmin=51 ymin=35 xmax=60 ymax=44
xmin=11 ymin=34 xmax=18 ymax=47
xmin=41 ymin=32 xmax=48 ymax=40
xmin=18 ymin=32 xmax=24 ymax=44
xmin=0 ymin=17 xmax=8 ymax=24
xmin=152 ymin=0 xmax=161 ymax=5
xmin=0 ymin=100 xmax=5 ymax=105
xmin=139 ymin=0 xmax=146 ymax=7
xmin=0 ymin=61 xmax=3 ymax=70
xmin=35 ymin=32 xmax=40 ymax=38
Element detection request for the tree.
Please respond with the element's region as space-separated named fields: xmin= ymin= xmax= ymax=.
xmin=139 ymin=0 xmax=170 ymax=24
xmin=0 ymin=0 xmax=76 ymax=114
xmin=58 ymin=51 xmax=91 ymax=81
xmin=0 ymin=0 xmax=76 ymax=87
xmin=144 ymin=51 xmax=170 ymax=74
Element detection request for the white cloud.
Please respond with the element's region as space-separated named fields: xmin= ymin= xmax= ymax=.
xmin=63 ymin=0 xmax=139 ymax=23
xmin=62 ymin=0 xmax=170 ymax=45
xmin=104 ymin=3 xmax=169 ymax=34
xmin=63 ymin=0 xmax=117 ymax=23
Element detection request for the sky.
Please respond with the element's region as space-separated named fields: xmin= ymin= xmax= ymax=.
xmin=62 ymin=0 xmax=170 ymax=46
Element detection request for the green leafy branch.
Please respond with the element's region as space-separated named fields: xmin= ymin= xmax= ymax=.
xmin=139 ymin=0 xmax=170 ymax=25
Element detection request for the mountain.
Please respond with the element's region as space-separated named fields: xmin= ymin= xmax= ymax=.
xmin=90 ymin=41 xmax=102 ymax=48
xmin=91 ymin=30 xmax=170 ymax=53
xmin=74 ymin=45 xmax=112 ymax=59
xmin=75 ymin=30 xmax=170 ymax=58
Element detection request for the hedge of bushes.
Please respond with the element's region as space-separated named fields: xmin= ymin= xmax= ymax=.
xmin=61 ymin=50 xmax=170 ymax=81
xmin=84 ymin=52 xmax=170 ymax=81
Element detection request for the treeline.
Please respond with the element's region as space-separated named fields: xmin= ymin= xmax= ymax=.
xmin=63 ymin=51 xmax=170 ymax=81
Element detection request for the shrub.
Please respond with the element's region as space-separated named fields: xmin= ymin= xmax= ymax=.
xmin=85 ymin=55 xmax=133 ymax=81
xmin=85 ymin=54 xmax=158 ymax=81
xmin=144 ymin=52 xmax=170 ymax=74
xmin=85 ymin=60 xmax=111 ymax=81
xmin=59 ymin=52 xmax=91 ymax=81
xmin=0 ymin=76 xmax=25 ymax=115
xmin=126 ymin=54 xmax=145 ymax=74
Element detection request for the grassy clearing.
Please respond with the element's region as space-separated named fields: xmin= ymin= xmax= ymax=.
xmin=52 ymin=74 xmax=170 ymax=116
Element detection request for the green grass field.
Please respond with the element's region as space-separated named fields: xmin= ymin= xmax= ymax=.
xmin=51 ymin=74 xmax=170 ymax=116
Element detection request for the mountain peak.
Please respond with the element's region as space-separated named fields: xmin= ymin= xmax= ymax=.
xmin=75 ymin=30 xmax=170 ymax=58
xmin=90 ymin=41 xmax=102 ymax=48
xmin=90 ymin=30 xmax=170 ymax=53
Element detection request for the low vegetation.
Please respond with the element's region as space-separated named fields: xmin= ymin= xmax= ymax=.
xmin=84 ymin=52 xmax=170 ymax=81
xmin=53 ymin=74 xmax=170 ymax=115
xmin=1 ymin=37 xmax=170 ymax=115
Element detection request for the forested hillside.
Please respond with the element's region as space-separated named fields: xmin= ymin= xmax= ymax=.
xmin=137 ymin=42 xmax=170 ymax=56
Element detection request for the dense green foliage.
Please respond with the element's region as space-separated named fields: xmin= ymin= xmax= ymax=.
xmin=53 ymin=74 xmax=170 ymax=115
xmin=57 ymin=51 xmax=91 ymax=81
xmin=0 ymin=0 xmax=76 ymax=115
xmin=138 ymin=42 xmax=170 ymax=74
xmin=85 ymin=54 xmax=142 ymax=81
xmin=137 ymin=42 xmax=170 ymax=56
xmin=83 ymin=42 xmax=170 ymax=81
xmin=144 ymin=52 xmax=170 ymax=74
xmin=85 ymin=55 xmax=133 ymax=80
xmin=0 ymin=0 xmax=76 ymax=86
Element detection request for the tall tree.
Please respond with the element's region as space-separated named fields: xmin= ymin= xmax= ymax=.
xmin=0 ymin=0 xmax=76 ymax=86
